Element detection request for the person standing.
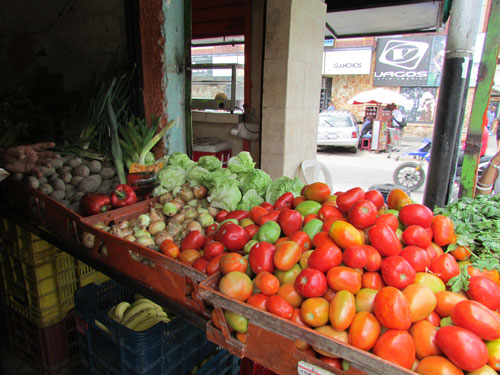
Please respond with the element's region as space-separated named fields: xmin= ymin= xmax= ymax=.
xmin=487 ymin=105 xmax=497 ymax=135
xmin=327 ymin=101 xmax=336 ymax=112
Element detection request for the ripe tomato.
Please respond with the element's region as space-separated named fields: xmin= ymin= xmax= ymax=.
xmin=274 ymin=192 xmax=294 ymax=210
xmin=410 ymin=320 xmax=442 ymax=359
xmin=347 ymin=200 xmax=378 ymax=229
xmin=328 ymin=220 xmax=363 ymax=249
xmin=277 ymin=283 xmax=303 ymax=308
xmin=277 ymin=209 xmax=302 ymax=237
xmin=342 ymin=245 xmax=367 ymax=269
xmin=275 ymin=263 xmax=302 ymax=284
xmin=466 ymin=265 xmax=500 ymax=284
xmin=364 ymin=189 xmax=385 ymax=209
xmin=373 ymin=329 xmax=415 ymax=369
xmin=431 ymin=215 xmax=455 ymax=247
xmin=312 ymin=231 xmax=335 ymax=248
xmin=289 ymin=231 xmax=313 ymax=252
xmin=374 ymin=213 xmax=400 ymax=232
xmin=373 ymin=286 xmax=412 ymax=330
xmin=399 ymin=203 xmax=434 ymax=228
xmin=402 ymin=283 xmax=436 ymax=322
xmin=219 ymin=252 xmax=248 ymax=274
xmin=485 ymin=340 xmax=500 ymax=371
xmin=416 ymin=356 xmax=463 ymax=375
xmin=303 ymin=182 xmax=331 ymax=203
xmin=273 ymin=241 xmax=301 ymax=271
xmin=368 ymin=224 xmax=402 ymax=257
xmin=355 ymin=288 xmax=378 ymax=312
xmin=451 ymin=300 xmax=500 ymax=341
xmin=266 ymin=295 xmax=293 ymax=319
xmin=206 ymin=253 xmax=224 ymax=275
xmin=295 ymin=268 xmax=328 ymax=298
xmin=300 ymin=297 xmax=329 ymax=327
xmin=434 ymin=291 xmax=468 ymax=317
xmin=348 ymin=311 xmax=381 ymax=351
xmin=215 ymin=209 xmax=229 ymax=222
xmin=386 ymin=188 xmax=412 ymax=210
xmin=247 ymin=293 xmax=269 ymax=310
xmin=326 ymin=266 xmax=362 ymax=294
xmin=450 ymin=245 xmax=471 ymax=261
xmin=257 ymin=210 xmax=281 ymax=226
xmin=254 ymin=271 xmax=280 ymax=296
xmin=178 ymin=249 xmax=202 ymax=266
xmin=400 ymin=246 xmax=431 ymax=272
xmin=181 ymin=230 xmax=205 ymax=251
xmin=426 ymin=311 xmax=441 ymax=326
xmin=244 ymin=224 xmax=259 ymax=238
xmin=402 ymin=225 xmax=432 ymax=248
xmin=430 ymin=253 xmax=460 ymax=283
xmin=322 ymin=287 xmax=336 ymax=303
xmin=364 ymin=245 xmax=382 ymax=271
xmin=361 ymin=272 xmax=384 ymax=290
xmin=225 ymin=210 xmax=249 ymax=221
xmin=202 ymin=240 xmax=224 ymax=260
xmin=248 ymin=241 xmax=276 ymax=274
xmin=219 ymin=271 xmax=253 ymax=301
xmin=307 ymin=242 xmax=342 ymax=273
xmin=318 ymin=357 xmax=342 ymax=370
xmin=192 ymin=256 xmax=209 ymax=273
xmin=415 ymin=272 xmax=446 ymax=293
xmin=160 ymin=239 xmax=179 ymax=259
xmin=250 ymin=205 xmax=268 ymax=224
xmin=318 ymin=205 xmax=343 ymax=222
xmin=435 ymin=325 xmax=489 ymax=371
xmin=336 ymin=187 xmax=365 ymax=214
xmin=219 ymin=223 xmax=250 ymax=251
xmin=426 ymin=242 xmax=444 ymax=261
xmin=380 ymin=255 xmax=416 ymax=289
xmin=467 ymin=276 xmax=500 ymax=310
xmin=329 ymin=290 xmax=356 ymax=331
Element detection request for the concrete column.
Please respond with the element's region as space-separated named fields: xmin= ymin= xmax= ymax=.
xmin=260 ymin=0 xmax=327 ymax=179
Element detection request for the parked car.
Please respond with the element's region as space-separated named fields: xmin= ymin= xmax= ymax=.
xmin=317 ymin=110 xmax=360 ymax=153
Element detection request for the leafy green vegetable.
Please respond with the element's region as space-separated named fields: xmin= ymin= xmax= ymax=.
xmin=200 ymin=168 xmax=238 ymax=190
xmin=435 ymin=194 xmax=500 ymax=292
xmin=187 ymin=166 xmax=209 ymax=186
xmin=265 ymin=176 xmax=304 ymax=204
xmin=239 ymin=169 xmax=272 ymax=196
xmin=157 ymin=165 xmax=187 ymax=192
xmin=168 ymin=152 xmax=195 ymax=170
xmin=237 ymin=189 xmax=264 ymax=211
xmin=197 ymin=155 xmax=222 ymax=171
xmin=227 ymin=151 xmax=255 ymax=174
xmin=207 ymin=180 xmax=242 ymax=211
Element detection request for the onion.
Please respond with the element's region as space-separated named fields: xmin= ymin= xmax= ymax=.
xmin=148 ymin=220 xmax=166 ymax=235
xmin=170 ymin=213 xmax=185 ymax=225
xmin=134 ymin=229 xmax=150 ymax=238
xmin=183 ymin=206 xmax=198 ymax=220
xmin=136 ymin=236 xmax=155 ymax=247
xmin=192 ymin=185 xmax=207 ymax=200
xmin=186 ymin=220 xmax=203 ymax=233
xmin=208 ymin=206 xmax=220 ymax=218
xmin=138 ymin=214 xmax=151 ymax=228
xmin=159 ymin=192 xmax=173 ymax=204
xmin=82 ymin=232 xmax=95 ymax=249
xmin=187 ymin=199 xmax=199 ymax=208
xmin=150 ymin=207 xmax=165 ymax=222
xmin=124 ymin=234 xmax=136 ymax=242
xmin=166 ymin=223 xmax=182 ymax=237
xmin=180 ymin=186 xmax=194 ymax=202
xmin=198 ymin=213 xmax=214 ymax=228
xmin=155 ymin=231 xmax=174 ymax=246
xmin=162 ymin=202 xmax=178 ymax=216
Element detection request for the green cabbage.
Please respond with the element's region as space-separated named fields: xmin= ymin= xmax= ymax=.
xmin=239 ymin=169 xmax=272 ymax=196
xmin=227 ymin=151 xmax=255 ymax=174
xmin=197 ymin=155 xmax=222 ymax=171
xmin=237 ymin=189 xmax=264 ymax=211
xmin=199 ymin=168 xmax=237 ymax=190
xmin=157 ymin=165 xmax=186 ymax=192
xmin=187 ymin=166 xmax=209 ymax=186
xmin=167 ymin=152 xmax=195 ymax=170
xmin=207 ymin=180 xmax=242 ymax=212
xmin=265 ymin=176 xmax=304 ymax=204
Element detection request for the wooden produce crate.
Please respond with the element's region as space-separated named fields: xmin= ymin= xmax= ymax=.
xmin=199 ymin=274 xmax=416 ymax=375
xmin=75 ymin=198 xmax=210 ymax=316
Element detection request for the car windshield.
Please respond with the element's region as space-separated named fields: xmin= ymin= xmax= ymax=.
xmin=319 ymin=114 xmax=353 ymax=128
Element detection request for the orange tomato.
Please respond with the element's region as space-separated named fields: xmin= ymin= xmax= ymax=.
xmin=326 ymin=266 xmax=362 ymax=294
xmin=373 ymin=329 xmax=415 ymax=369
xmin=328 ymin=221 xmax=363 ymax=249
xmin=361 ymin=271 xmax=385 ymax=290
xmin=303 ymin=182 xmax=331 ymax=203
xmin=219 ymin=252 xmax=248 ymax=274
xmin=236 ymin=332 xmax=247 ymax=343
xmin=467 ymin=265 xmax=500 ymax=284
xmin=299 ymin=250 xmax=314 ymax=269
xmin=410 ymin=320 xmax=443 ymax=359
xmin=289 ymin=231 xmax=313 ymax=252
xmin=273 ymin=241 xmax=302 ymax=271
xmin=434 ymin=291 xmax=468 ymax=317
xmin=322 ymin=287 xmax=336 ymax=303
xmin=291 ymin=308 xmax=310 ymax=350
xmin=160 ymin=239 xmax=180 ymax=258
xmin=178 ymin=249 xmax=202 ymax=265
xmin=246 ymin=293 xmax=269 ymax=310
xmin=387 ymin=188 xmax=412 ymax=210
xmin=431 ymin=215 xmax=456 ymax=247
xmin=348 ymin=311 xmax=381 ymax=351
xmin=300 ymin=297 xmax=329 ymax=327
xmin=355 ymin=288 xmax=378 ymax=313
xmin=278 ymin=283 xmax=304 ymax=308
xmin=416 ymin=356 xmax=463 ymax=375
xmin=253 ymin=271 xmax=280 ymax=296
xmin=403 ymin=283 xmax=437 ymax=322
xmin=329 ymin=290 xmax=356 ymax=331
xmin=450 ymin=245 xmax=471 ymax=261
xmin=373 ymin=286 xmax=412 ymax=330
xmin=219 ymin=271 xmax=253 ymax=301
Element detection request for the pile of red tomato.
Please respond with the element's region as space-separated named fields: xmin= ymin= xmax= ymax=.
xmin=164 ymin=182 xmax=500 ymax=374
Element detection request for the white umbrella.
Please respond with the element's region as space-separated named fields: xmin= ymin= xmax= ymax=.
xmin=348 ymin=88 xmax=413 ymax=109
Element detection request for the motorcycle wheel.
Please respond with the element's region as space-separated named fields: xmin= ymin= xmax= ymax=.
xmin=393 ymin=162 xmax=426 ymax=192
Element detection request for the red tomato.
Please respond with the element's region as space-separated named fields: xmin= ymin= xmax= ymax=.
xmin=274 ymin=192 xmax=294 ymax=210
xmin=206 ymin=253 xmax=224 ymax=275
xmin=380 ymin=255 xmax=416 ymax=289
xmin=342 ymin=245 xmax=367 ymax=269
xmin=450 ymin=246 xmax=472 ymax=261
xmin=247 ymin=293 xmax=269 ymax=310
xmin=402 ymin=225 xmax=432 ymax=248
xmin=260 ymin=202 xmax=274 ymax=211
xmin=257 ymin=210 xmax=281 ymax=226
xmin=225 ymin=210 xmax=249 ymax=221
xmin=435 ymin=326 xmax=489 ymax=371
xmin=181 ymin=230 xmax=205 ymax=251
xmin=410 ymin=320 xmax=443 ymax=359
xmin=244 ymin=224 xmax=259 ymax=238
xmin=426 ymin=311 xmax=441 ymax=326
xmin=326 ymin=266 xmax=362 ymax=294
xmin=435 ymin=291 xmax=468 ymax=318
xmin=400 ymin=246 xmax=431 ymax=272
xmin=160 ymin=239 xmax=180 ymax=259
xmin=318 ymin=205 xmax=344 ymax=222
xmin=178 ymin=249 xmax=202 ymax=266
xmin=218 ymin=223 xmax=250 ymax=252
xmin=349 ymin=311 xmax=381 ymax=351
xmin=364 ymin=245 xmax=382 ymax=271
xmin=303 ymin=214 xmax=319 ymax=225
xmin=450 ymin=300 xmax=500 ymax=341
xmin=266 ymin=295 xmax=293 ymax=319
xmin=403 ymin=283 xmax=437 ymax=322
xmin=374 ymin=213 xmax=400 ymax=232
xmin=373 ymin=286 xmax=412 ymax=330
xmin=361 ymin=272 xmax=385 ymax=290
xmin=431 ymin=215 xmax=455 ymax=247
xmin=205 ymin=223 xmax=218 ymax=238
xmin=368 ymin=224 xmax=402 ymax=257
xmin=250 ymin=205 xmax=268 ymax=223
xmin=292 ymin=196 xmax=306 ymax=208
xmin=303 ymin=182 xmax=331 ymax=203
xmin=219 ymin=271 xmax=253 ymax=301
xmin=248 ymin=241 xmax=276 ymax=274
xmin=336 ymin=187 xmax=365 ymax=214
xmin=466 ymin=265 xmax=500 ymax=284
xmin=203 ymin=240 xmax=224 ymax=260
xmin=215 ymin=209 xmax=229 ymax=223
xmin=467 ymin=276 xmax=500 ymax=311
xmin=254 ymin=271 xmax=280 ymax=295
xmin=273 ymin=241 xmax=302 ymax=271
xmin=312 ymin=231 xmax=335 ymax=248
xmin=289 ymin=231 xmax=313 ymax=252
xmin=219 ymin=252 xmax=248 ymax=274
xmin=328 ymin=220 xmax=363 ymax=249
xmin=387 ymin=188 xmax=412 ymax=210
xmin=277 ymin=283 xmax=303 ymax=308
xmin=307 ymin=242 xmax=342 ymax=273
xmin=416 ymin=356 xmax=463 ymax=375
xmin=426 ymin=242 xmax=444 ymax=262
xmin=373 ymin=330 xmax=415 ymax=369
xmin=399 ymin=203 xmax=434 ymax=228
xmin=430 ymin=253 xmax=460 ymax=283
xmin=318 ymin=357 xmax=342 ymax=371
xmin=295 ymin=268 xmax=328 ymax=298
xmin=364 ymin=190 xmax=385 ymax=209
xmin=278 ymin=209 xmax=302 ymax=237
xmin=347 ymin=200 xmax=378 ymax=229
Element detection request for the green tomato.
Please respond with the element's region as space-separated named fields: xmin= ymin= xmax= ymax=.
xmin=224 ymin=310 xmax=248 ymax=333
xmin=275 ymin=263 xmax=302 ymax=284
xmin=219 ymin=218 xmax=239 ymax=227
xmin=440 ymin=316 xmax=453 ymax=327
xmin=295 ymin=200 xmax=322 ymax=216
xmin=244 ymin=239 xmax=258 ymax=254
xmin=302 ymin=219 xmax=323 ymax=241
xmin=256 ymin=221 xmax=281 ymax=243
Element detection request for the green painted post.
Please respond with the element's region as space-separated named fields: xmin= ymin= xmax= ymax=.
xmin=460 ymin=0 xmax=500 ymax=197
xmin=184 ymin=0 xmax=193 ymax=158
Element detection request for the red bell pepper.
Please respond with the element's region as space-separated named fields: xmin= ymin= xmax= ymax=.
xmin=80 ymin=193 xmax=112 ymax=216
xmin=110 ymin=184 xmax=138 ymax=208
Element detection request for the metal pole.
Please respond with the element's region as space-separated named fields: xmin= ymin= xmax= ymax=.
xmin=423 ymin=0 xmax=482 ymax=209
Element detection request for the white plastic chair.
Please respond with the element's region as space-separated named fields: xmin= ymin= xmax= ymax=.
xmin=301 ymin=159 xmax=333 ymax=190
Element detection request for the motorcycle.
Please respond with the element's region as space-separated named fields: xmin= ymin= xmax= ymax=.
xmin=393 ymin=138 xmax=492 ymax=192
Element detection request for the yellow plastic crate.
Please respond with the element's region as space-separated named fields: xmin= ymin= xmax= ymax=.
xmin=77 ymin=261 xmax=110 ymax=287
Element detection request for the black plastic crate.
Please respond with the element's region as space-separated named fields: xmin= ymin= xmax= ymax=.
xmin=75 ymin=280 xmax=217 ymax=375
xmin=196 ymin=349 xmax=241 ymax=375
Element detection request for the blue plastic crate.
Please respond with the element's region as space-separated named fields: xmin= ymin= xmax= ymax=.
xmin=75 ymin=280 xmax=217 ymax=375
xmin=196 ymin=349 xmax=241 ymax=375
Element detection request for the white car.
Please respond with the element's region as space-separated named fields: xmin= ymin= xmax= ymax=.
xmin=317 ymin=110 xmax=360 ymax=153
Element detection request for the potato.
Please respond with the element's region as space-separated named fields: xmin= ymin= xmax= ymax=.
xmin=57 ymin=166 xmax=73 ymax=175
xmin=24 ymin=176 xmax=40 ymax=189
xmin=78 ymin=174 xmax=102 ymax=193
xmin=49 ymin=158 xmax=64 ymax=169
xmin=97 ymin=184 xmax=111 ymax=194
xmin=59 ymin=199 xmax=71 ymax=208
xmin=88 ymin=160 xmax=102 ymax=174
xmin=70 ymin=202 xmax=80 ymax=212
xmin=61 ymin=172 xmax=72 ymax=184
xmin=39 ymin=167 xmax=56 ymax=177
xmin=73 ymin=191 xmax=86 ymax=203
xmin=67 ymin=158 xmax=82 ymax=168
xmin=39 ymin=183 xmax=54 ymax=195
xmin=50 ymin=190 xmax=66 ymax=201
xmin=99 ymin=167 xmax=115 ymax=179
xmin=65 ymin=185 xmax=76 ymax=200
xmin=73 ymin=165 xmax=90 ymax=178
xmin=52 ymin=178 xmax=66 ymax=191
xmin=71 ymin=176 xmax=84 ymax=187
xmin=38 ymin=176 xmax=47 ymax=184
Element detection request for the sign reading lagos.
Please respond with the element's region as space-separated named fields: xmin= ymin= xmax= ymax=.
xmin=323 ymin=48 xmax=372 ymax=75
xmin=374 ymin=36 xmax=432 ymax=86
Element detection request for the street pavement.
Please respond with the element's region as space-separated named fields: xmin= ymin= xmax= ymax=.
xmin=316 ymin=134 xmax=498 ymax=204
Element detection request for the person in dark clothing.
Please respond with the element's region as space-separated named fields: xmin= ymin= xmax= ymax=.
xmin=360 ymin=118 xmax=373 ymax=137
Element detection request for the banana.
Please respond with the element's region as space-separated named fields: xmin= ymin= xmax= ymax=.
xmin=134 ymin=293 xmax=145 ymax=300
xmin=132 ymin=298 xmax=163 ymax=311
xmin=124 ymin=309 xmax=158 ymax=330
xmin=94 ymin=319 xmax=111 ymax=335
xmin=121 ymin=302 xmax=157 ymax=325
xmin=114 ymin=302 xmax=131 ymax=322
xmin=134 ymin=315 xmax=171 ymax=332
xmin=107 ymin=306 xmax=116 ymax=319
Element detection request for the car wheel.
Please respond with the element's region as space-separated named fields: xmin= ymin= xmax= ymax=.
xmin=349 ymin=146 xmax=358 ymax=153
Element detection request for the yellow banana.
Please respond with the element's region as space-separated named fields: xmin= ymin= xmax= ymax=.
xmin=121 ymin=302 xmax=157 ymax=325
xmin=107 ymin=306 xmax=116 ymax=319
xmin=125 ymin=309 xmax=158 ymax=330
xmin=114 ymin=302 xmax=131 ymax=322
xmin=132 ymin=298 xmax=163 ymax=311
xmin=134 ymin=293 xmax=145 ymax=300
xmin=134 ymin=315 xmax=171 ymax=332
xmin=94 ymin=319 xmax=111 ymax=335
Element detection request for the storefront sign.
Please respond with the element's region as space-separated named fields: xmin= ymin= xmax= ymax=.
xmin=323 ymin=48 xmax=372 ymax=75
